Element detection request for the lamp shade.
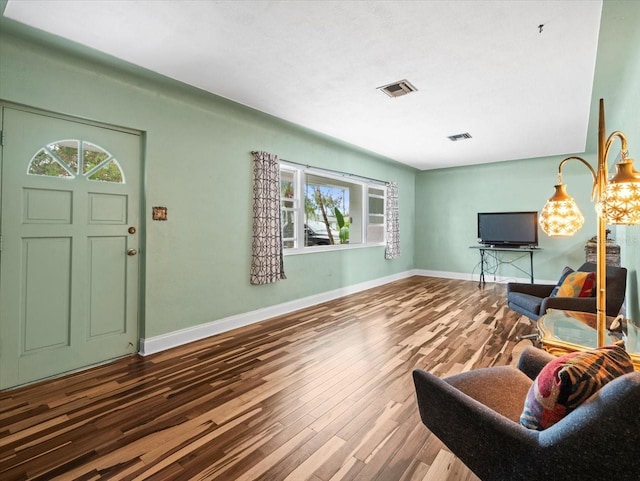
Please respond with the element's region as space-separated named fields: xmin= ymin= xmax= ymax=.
xmin=596 ymin=159 xmax=640 ymax=225
xmin=539 ymin=184 xmax=585 ymax=236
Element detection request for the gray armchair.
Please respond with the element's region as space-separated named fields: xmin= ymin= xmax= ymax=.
xmin=507 ymin=262 xmax=627 ymax=321
xmin=413 ymin=347 xmax=640 ymax=481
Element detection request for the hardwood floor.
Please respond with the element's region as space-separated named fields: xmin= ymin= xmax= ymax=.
xmin=1 ymin=276 xmax=532 ymax=481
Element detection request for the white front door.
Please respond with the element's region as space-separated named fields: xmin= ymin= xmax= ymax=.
xmin=0 ymin=106 xmax=141 ymax=389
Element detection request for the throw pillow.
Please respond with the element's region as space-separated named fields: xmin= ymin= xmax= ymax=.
xmin=550 ymin=266 xmax=574 ymax=297
xmin=520 ymin=343 xmax=633 ymax=430
xmin=555 ymin=271 xmax=596 ymax=297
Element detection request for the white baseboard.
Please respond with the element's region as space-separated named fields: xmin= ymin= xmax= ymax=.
xmin=415 ymin=269 xmax=555 ymax=285
xmin=139 ymin=269 xmax=421 ymax=356
xmin=414 ymin=269 xmax=478 ymax=281
xmin=139 ymin=268 xmax=560 ymax=356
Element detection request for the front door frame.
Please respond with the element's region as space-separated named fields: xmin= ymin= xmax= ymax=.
xmin=0 ymin=100 xmax=146 ymax=388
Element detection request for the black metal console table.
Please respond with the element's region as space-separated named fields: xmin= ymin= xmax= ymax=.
xmin=470 ymin=245 xmax=542 ymax=286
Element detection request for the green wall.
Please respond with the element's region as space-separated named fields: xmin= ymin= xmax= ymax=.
xmin=415 ymin=153 xmax=597 ymax=281
xmin=416 ymin=0 xmax=640 ymax=318
xmin=599 ymin=0 xmax=640 ymax=321
xmin=1 ymin=0 xmax=638 ymax=343
xmin=0 ymin=21 xmax=416 ymax=339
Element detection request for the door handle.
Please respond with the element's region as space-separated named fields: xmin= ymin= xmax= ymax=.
xmin=127 ymin=248 xmax=137 ymax=256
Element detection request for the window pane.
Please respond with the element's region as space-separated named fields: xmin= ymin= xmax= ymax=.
xmin=369 ymin=197 xmax=384 ymax=215
xmin=88 ymin=159 xmax=124 ymax=183
xmin=369 ymin=215 xmax=384 ymax=224
xmin=367 ymin=225 xmax=385 ymax=243
xmin=304 ymin=174 xmax=352 ymax=246
xmin=83 ymin=142 xmax=110 ymax=174
xmin=282 ymin=214 xmax=295 ymax=236
xmin=281 ymin=169 xmax=295 ymax=201
xmin=47 ymin=140 xmax=79 ymax=174
xmin=28 ymin=149 xmax=73 ymax=178
xmin=282 ymin=212 xmax=295 ymax=249
xmin=280 ymin=167 xmax=299 ymax=250
xmin=369 ymin=187 xmax=384 ymax=197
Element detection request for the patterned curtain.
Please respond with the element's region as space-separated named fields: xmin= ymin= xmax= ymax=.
xmin=385 ymin=181 xmax=400 ymax=259
xmin=250 ymin=151 xmax=286 ymax=284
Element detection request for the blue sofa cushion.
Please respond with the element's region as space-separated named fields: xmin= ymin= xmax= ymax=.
xmin=508 ymin=292 xmax=543 ymax=316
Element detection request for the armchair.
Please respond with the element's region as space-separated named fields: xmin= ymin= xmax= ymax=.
xmin=507 ymin=262 xmax=627 ymax=321
xmin=413 ymin=347 xmax=640 ymax=481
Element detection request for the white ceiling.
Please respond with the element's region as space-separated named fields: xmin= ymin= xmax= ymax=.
xmin=3 ymin=0 xmax=603 ymax=170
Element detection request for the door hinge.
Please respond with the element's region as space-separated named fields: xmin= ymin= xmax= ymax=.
xmin=0 ymin=235 xmax=3 ymax=251
xmin=0 ymin=130 xmax=3 ymax=146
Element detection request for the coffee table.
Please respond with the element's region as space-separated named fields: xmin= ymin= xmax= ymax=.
xmin=538 ymin=308 xmax=640 ymax=370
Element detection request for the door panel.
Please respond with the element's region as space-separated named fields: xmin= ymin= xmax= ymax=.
xmin=0 ymin=106 xmax=141 ymax=389
xmin=24 ymin=188 xmax=73 ymax=223
xmin=87 ymin=236 xmax=127 ymax=338
xmin=88 ymin=193 xmax=127 ymax=224
xmin=22 ymin=237 xmax=72 ymax=352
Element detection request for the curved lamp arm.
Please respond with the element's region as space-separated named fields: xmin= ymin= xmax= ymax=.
xmin=603 ymin=131 xmax=628 ymax=164
xmin=557 ymin=156 xmax=597 ymax=201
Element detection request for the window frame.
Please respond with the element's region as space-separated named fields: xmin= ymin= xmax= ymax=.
xmin=280 ymin=161 xmax=386 ymax=255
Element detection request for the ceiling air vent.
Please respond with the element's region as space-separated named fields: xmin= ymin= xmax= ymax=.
xmin=377 ymin=79 xmax=417 ymax=98
xmin=448 ymin=132 xmax=472 ymax=141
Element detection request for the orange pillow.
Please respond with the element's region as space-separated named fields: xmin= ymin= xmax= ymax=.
xmin=555 ymin=271 xmax=596 ymax=297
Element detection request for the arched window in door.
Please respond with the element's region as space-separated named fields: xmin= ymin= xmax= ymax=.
xmin=27 ymin=139 xmax=125 ymax=183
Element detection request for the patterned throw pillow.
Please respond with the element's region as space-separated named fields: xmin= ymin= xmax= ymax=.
xmin=549 ymin=266 xmax=574 ymax=297
xmin=555 ymin=271 xmax=596 ymax=297
xmin=520 ymin=343 xmax=633 ymax=430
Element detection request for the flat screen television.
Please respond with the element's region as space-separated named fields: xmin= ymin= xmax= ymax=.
xmin=477 ymin=211 xmax=538 ymax=247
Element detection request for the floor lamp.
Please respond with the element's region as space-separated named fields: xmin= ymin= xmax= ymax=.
xmin=538 ymin=99 xmax=640 ymax=347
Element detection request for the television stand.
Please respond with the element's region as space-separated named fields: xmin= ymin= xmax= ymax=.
xmin=469 ymin=245 xmax=541 ymax=286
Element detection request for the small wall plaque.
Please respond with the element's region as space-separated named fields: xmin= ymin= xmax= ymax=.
xmin=152 ymin=206 xmax=167 ymax=221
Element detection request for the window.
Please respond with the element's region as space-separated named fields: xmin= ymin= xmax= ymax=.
xmin=28 ymin=140 xmax=125 ymax=183
xmin=280 ymin=162 xmax=385 ymax=252
xmin=367 ymin=186 xmax=385 ymax=243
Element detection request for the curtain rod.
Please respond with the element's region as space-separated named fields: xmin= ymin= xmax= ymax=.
xmin=280 ymin=158 xmax=388 ymax=186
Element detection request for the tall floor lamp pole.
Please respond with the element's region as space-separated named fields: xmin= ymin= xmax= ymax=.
xmin=596 ymin=101 xmax=608 ymax=347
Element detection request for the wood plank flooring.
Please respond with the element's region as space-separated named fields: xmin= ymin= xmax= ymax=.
xmin=1 ymin=276 xmax=533 ymax=481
